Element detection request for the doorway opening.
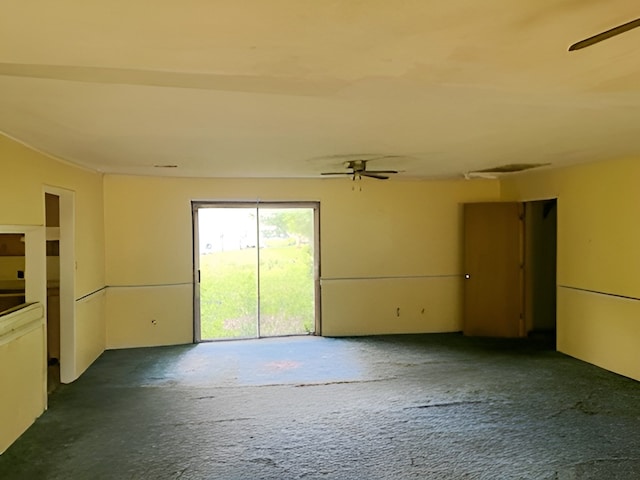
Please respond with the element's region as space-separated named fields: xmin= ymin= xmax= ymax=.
xmin=0 ymin=234 xmax=26 ymax=313
xmin=44 ymin=186 xmax=75 ymax=384
xmin=524 ymin=199 xmax=557 ymax=341
xmin=193 ymin=202 xmax=320 ymax=342
xmin=45 ymin=193 xmax=61 ymax=393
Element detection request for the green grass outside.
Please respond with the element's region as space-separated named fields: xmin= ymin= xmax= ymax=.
xmin=199 ymin=243 xmax=315 ymax=339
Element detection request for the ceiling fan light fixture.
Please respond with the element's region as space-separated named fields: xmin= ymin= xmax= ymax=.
xmin=321 ymin=159 xmax=398 ymax=180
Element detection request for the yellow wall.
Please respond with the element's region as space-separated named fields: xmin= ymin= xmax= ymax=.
xmin=0 ymin=134 xmax=106 ymax=452
xmin=0 ymin=136 xmax=105 ymax=303
xmin=106 ymin=285 xmax=192 ymax=348
xmin=104 ymin=175 xmax=500 ymax=346
xmin=0 ymin=309 xmax=45 ymax=454
xmin=75 ymin=290 xmax=106 ymax=376
xmin=501 ymin=158 xmax=640 ymax=380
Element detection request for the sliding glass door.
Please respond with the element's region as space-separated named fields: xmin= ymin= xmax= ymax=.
xmin=193 ymin=202 xmax=319 ymax=341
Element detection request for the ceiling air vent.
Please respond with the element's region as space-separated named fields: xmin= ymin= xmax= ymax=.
xmin=472 ymin=163 xmax=550 ymax=174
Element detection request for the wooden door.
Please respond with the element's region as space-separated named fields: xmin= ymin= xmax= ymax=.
xmin=463 ymin=202 xmax=524 ymax=337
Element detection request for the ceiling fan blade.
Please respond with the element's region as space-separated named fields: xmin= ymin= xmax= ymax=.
xmin=363 ymin=154 xmax=403 ymax=162
xmin=367 ymin=170 xmax=398 ymax=174
xmin=569 ymin=18 xmax=640 ymax=51
xmin=361 ymin=172 xmax=390 ymax=180
xmin=321 ymin=172 xmax=352 ymax=176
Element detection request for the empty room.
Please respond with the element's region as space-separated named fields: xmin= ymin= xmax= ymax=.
xmin=1 ymin=2 xmax=639 ymax=478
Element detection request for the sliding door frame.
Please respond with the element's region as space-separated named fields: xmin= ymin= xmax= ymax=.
xmin=192 ymin=201 xmax=321 ymax=343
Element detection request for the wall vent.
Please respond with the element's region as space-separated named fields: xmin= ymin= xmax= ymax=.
xmin=472 ymin=163 xmax=550 ymax=174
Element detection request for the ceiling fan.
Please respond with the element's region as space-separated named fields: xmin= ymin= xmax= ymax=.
xmin=321 ymin=159 xmax=398 ymax=180
xmin=569 ymin=17 xmax=640 ymax=51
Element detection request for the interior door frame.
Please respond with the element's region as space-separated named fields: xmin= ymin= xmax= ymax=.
xmin=192 ymin=201 xmax=321 ymax=342
xmin=43 ymin=186 xmax=75 ymax=383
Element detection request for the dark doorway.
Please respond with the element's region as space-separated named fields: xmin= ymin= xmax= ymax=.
xmin=45 ymin=193 xmax=61 ymax=393
xmin=524 ymin=199 xmax=557 ymax=339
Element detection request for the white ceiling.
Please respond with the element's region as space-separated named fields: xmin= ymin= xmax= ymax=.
xmin=1 ymin=1 xmax=639 ymax=179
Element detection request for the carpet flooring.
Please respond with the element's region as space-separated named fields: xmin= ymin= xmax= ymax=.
xmin=1 ymin=333 xmax=639 ymax=479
